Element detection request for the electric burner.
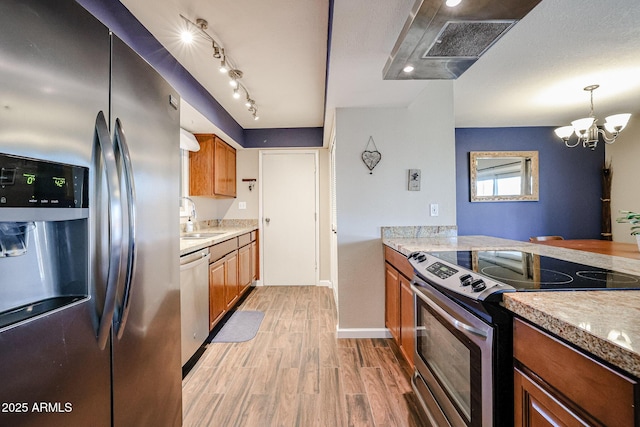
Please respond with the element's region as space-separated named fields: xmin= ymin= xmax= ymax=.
xmin=428 ymin=250 xmax=640 ymax=291
xmin=408 ymin=249 xmax=640 ymax=304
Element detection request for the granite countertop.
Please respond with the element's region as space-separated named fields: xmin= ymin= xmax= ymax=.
xmin=383 ymin=235 xmax=640 ymax=378
xmin=180 ymin=225 xmax=257 ymax=256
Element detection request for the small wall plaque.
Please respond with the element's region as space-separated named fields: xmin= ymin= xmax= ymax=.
xmin=408 ymin=169 xmax=421 ymax=191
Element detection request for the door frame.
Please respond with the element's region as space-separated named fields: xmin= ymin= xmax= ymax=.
xmin=258 ymin=150 xmax=320 ymax=286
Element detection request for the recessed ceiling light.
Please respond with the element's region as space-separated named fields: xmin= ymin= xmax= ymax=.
xmin=446 ymin=0 xmax=462 ymax=7
xmin=403 ymin=65 xmax=415 ymax=73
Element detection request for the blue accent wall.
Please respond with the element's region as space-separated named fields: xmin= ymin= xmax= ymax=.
xmin=244 ymin=128 xmax=324 ymax=148
xmin=456 ymin=127 xmax=605 ymax=241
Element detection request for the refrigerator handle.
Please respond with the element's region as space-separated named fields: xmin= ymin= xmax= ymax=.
xmin=94 ymin=111 xmax=123 ymax=350
xmin=114 ymin=118 xmax=137 ymax=339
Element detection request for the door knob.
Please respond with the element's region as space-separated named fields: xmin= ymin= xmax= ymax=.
xmin=265 ymin=218 xmax=270 ymax=223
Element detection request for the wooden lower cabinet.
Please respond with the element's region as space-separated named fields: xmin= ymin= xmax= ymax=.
xmin=384 ymin=263 xmax=400 ymax=342
xmin=514 ymin=367 xmax=594 ymax=426
xmin=513 ymin=318 xmax=638 ymax=426
xmin=208 ymin=232 xmax=259 ymax=331
xmin=223 ymin=251 xmax=238 ymax=310
xmin=238 ymin=244 xmax=251 ymax=294
xmin=399 ymin=275 xmax=414 ymax=366
xmin=250 ymin=237 xmax=258 ymax=282
xmin=209 ymin=258 xmax=226 ymax=329
xmin=384 ymin=245 xmax=415 ymax=367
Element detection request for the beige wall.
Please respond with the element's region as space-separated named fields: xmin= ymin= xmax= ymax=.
xmin=607 ymin=115 xmax=640 ymax=243
xmin=334 ymin=81 xmax=456 ymax=334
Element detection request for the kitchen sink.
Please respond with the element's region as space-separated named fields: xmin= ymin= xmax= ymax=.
xmin=181 ymin=232 xmax=225 ymax=240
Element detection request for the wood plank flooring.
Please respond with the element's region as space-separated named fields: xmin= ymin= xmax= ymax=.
xmin=182 ymin=286 xmax=427 ymax=427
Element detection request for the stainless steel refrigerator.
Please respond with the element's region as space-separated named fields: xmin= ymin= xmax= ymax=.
xmin=0 ymin=0 xmax=182 ymax=425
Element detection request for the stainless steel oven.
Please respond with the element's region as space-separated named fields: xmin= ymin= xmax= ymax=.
xmin=412 ymin=280 xmax=495 ymax=427
xmin=408 ymin=249 xmax=640 ymax=427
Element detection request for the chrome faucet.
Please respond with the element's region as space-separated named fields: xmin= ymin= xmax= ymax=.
xmin=180 ymin=197 xmax=197 ymax=220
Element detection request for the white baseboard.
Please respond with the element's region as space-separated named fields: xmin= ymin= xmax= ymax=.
xmin=318 ymin=280 xmax=332 ymax=288
xmin=336 ymin=328 xmax=392 ymax=339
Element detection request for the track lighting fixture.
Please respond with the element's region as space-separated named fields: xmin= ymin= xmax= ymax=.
xmin=179 ymin=14 xmax=259 ymax=121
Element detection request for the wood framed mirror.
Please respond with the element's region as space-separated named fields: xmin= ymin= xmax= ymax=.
xmin=470 ymin=151 xmax=539 ymax=202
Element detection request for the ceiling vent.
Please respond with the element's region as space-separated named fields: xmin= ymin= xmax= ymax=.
xmin=383 ymin=0 xmax=543 ymax=80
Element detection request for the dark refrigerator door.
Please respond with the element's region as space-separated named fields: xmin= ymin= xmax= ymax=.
xmin=0 ymin=1 xmax=112 ymax=426
xmin=110 ymin=36 xmax=182 ymax=427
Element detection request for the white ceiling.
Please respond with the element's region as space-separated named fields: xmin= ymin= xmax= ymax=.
xmin=123 ymin=0 xmax=640 ymax=144
xmin=120 ymin=0 xmax=328 ymax=130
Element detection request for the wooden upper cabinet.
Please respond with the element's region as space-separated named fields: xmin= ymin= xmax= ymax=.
xmin=190 ymin=134 xmax=236 ymax=198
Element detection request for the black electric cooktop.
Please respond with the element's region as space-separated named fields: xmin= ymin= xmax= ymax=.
xmin=429 ymin=250 xmax=640 ymax=291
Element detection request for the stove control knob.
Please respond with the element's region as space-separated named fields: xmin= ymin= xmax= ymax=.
xmin=471 ymin=279 xmax=486 ymax=292
xmin=459 ymin=274 xmax=473 ymax=287
xmin=416 ymin=254 xmax=427 ymax=262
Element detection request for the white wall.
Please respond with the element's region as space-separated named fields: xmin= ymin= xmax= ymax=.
xmin=222 ymin=150 xmax=260 ymax=220
xmin=334 ymin=81 xmax=456 ymax=332
xmin=607 ymin=115 xmax=640 ymax=243
xmin=182 ymin=148 xmax=333 ymax=283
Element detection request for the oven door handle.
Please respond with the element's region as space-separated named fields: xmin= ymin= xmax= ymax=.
xmin=413 ymin=285 xmax=489 ymax=339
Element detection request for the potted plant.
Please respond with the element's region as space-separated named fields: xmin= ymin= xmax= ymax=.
xmin=616 ymin=210 xmax=640 ymax=250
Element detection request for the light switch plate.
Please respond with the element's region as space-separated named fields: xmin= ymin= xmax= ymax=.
xmin=238 ymin=201 xmax=247 ymax=210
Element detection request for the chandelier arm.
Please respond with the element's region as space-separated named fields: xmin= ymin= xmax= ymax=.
xmin=598 ymin=128 xmax=619 ymax=145
xmin=564 ymin=137 xmax=582 ymax=148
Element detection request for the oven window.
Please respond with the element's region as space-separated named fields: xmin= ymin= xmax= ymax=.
xmin=418 ymin=305 xmax=476 ymax=422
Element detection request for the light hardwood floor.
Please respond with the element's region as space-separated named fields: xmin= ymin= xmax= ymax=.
xmin=182 ymin=286 xmax=427 ymax=427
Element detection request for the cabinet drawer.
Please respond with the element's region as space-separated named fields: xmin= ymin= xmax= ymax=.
xmin=250 ymin=231 xmax=257 ymax=242
xmin=513 ymin=318 xmax=637 ymax=427
xmin=238 ymin=232 xmax=251 ymax=247
xmin=210 ymin=238 xmax=238 ymax=263
xmin=383 ymin=246 xmax=413 ymax=279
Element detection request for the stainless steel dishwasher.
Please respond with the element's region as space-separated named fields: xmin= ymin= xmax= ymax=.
xmin=180 ymin=248 xmax=210 ymax=366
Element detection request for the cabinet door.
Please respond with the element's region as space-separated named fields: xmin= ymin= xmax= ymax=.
xmin=385 ymin=263 xmax=400 ymax=341
xmin=514 ymin=368 xmax=594 ymax=427
xmin=190 ymin=134 xmax=214 ymax=196
xmin=214 ymin=137 xmax=228 ymax=196
xmin=224 ymin=251 xmax=239 ymax=309
xmin=209 ymin=259 xmax=226 ymax=330
xmin=251 ymin=241 xmax=258 ymax=281
xmin=227 ymin=145 xmax=236 ymax=197
xmin=513 ymin=318 xmax=636 ymax=426
xmin=399 ymin=275 xmax=414 ymax=367
xmin=238 ymin=244 xmax=251 ymax=294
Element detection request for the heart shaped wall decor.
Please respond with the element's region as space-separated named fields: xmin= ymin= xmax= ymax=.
xmin=362 ymin=150 xmax=381 ymax=173
xmin=361 ymin=136 xmax=381 ymax=174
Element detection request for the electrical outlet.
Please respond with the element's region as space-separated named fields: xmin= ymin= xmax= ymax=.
xmin=430 ymin=203 xmax=439 ymax=217
xmin=238 ymin=201 xmax=247 ymax=210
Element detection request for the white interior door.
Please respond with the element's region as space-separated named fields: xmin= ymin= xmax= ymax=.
xmin=261 ymin=151 xmax=318 ymax=286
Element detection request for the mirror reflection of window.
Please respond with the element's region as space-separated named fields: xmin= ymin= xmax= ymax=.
xmin=476 ymin=157 xmax=532 ymax=196
xmin=470 ymin=151 xmax=538 ymax=202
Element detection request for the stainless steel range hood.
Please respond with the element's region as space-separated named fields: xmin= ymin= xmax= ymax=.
xmin=383 ymin=0 xmax=543 ymax=80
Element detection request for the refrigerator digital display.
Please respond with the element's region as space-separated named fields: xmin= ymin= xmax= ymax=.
xmin=0 ymin=153 xmax=88 ymax=208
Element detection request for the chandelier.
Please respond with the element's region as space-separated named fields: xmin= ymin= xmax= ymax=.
xmin=554 ymin=84 xmax=630 ymax=150
xmin=179 ymin=15 xmax=259 ymax=121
